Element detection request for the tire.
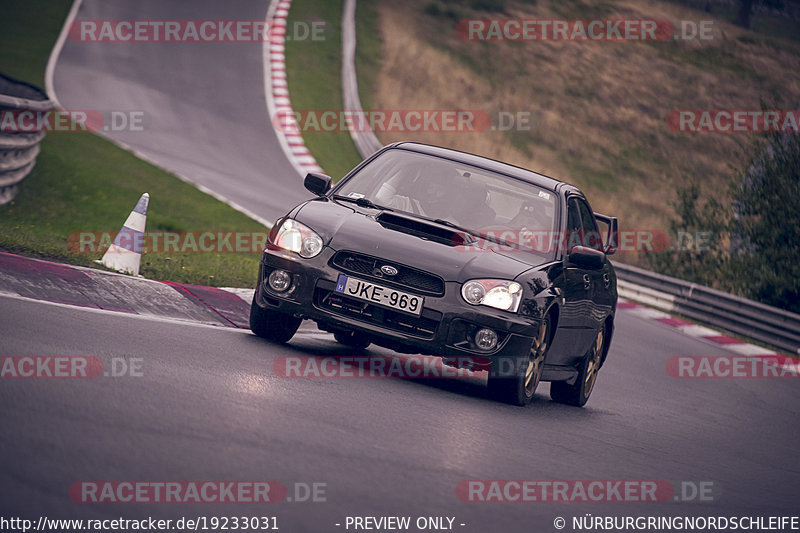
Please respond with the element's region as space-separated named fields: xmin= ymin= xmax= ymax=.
xmin=249 ymin=293 xmax=302 ymax=344
xmin=487 ymin=315 xmax=550 ymax=406
xmin=551 ymin=326 xmax=605 ymax=407
xmin=333 ymin=330 xmax=371 ymax=350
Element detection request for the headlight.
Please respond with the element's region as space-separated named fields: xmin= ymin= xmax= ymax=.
xmin=271 ymin=219 xmax=323 ymax=258
xmin=461 ymin=279 xmax=522 ymax=313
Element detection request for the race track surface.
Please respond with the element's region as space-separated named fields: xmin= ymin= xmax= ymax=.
xmin=15 ymin=1 xmax=799 ymax=530
xmin=1 ymin=288 xmax=798 ymax=530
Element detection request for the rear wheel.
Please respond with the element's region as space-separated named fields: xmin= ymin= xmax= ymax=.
xmin=487 ymin=315 xmax=550 ymax=406
xmin=551 ymin=326 xmax=604 ymax=407
xmin=249 ymin=293 xmax=301 ymax=344
xmin=333 ymin=330 xmax=371 ymax=350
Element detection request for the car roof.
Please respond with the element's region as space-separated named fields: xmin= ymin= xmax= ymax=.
xmin=387 ymin=141 xmax=581 ymax=196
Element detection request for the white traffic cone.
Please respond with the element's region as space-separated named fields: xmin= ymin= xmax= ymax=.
xmin=97 ymin=193 xmax=149 ymax=275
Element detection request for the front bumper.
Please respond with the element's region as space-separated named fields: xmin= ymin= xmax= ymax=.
xmin=254 ymin=247 xmax=539 ymax=367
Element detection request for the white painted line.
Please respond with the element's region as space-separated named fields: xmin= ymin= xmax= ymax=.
xmin=629 ymin=307 xmax=671 ymax=319
xmin=677 ymin=325 xmax=721 ymax=338
xmin=0 ymin=290 xmax=325 ymax=341
xmin=725 ymin=343 xmax=778 ymax=356
xmin=219 ymin=287 xmax=255 ymax=304
xmin=0 ymin=291 xmax=251 ymax=333
xmin=97 ymin=139 xmax=273 ymax=228
xmin=45 ymin=0 xmax=83 ymax=108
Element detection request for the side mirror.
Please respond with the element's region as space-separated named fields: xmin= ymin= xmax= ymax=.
xmin=594 ymin=213 xmax=619 ymax=256
xmin=304 ymin=172 xmax=332 ymax=196
xmin=568 ymin=245 xmax=606 ymax=269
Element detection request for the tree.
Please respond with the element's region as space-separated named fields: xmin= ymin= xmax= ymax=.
xmin=646 ymin=121 xmax=800 ymax=313
xmin=730 ymin=129 xmax=800 ymax=311
xmin=732 ymin=0 xmax=796 ymax=30
xmin=733 ymin=0 xmax=755 ymax=28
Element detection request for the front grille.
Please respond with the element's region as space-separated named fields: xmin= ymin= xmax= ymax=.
xmin=314 ymin=285 xmax=441 ymax=339
xmin=330 ymin=251 xmax=445 ymax=296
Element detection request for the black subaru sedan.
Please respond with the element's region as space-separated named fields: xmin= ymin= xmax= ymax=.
xmin=251 ymin=142 xmax=618 ymax=406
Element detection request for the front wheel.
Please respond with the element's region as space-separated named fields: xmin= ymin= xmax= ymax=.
xmin=249 ymin=293 xmax=302 ymax=344
xmin=550 ymin=326 xmax=604 ymax=407
xmin=487 ymin=315 xmax=550 ymax=406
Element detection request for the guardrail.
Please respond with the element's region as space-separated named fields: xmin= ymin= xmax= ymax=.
xmin=339 ymin=2 xmax=798 ymax=355
xmin=614 ymin=261 xmax=800 ymax=355
xmin=0 ymin=74 xmax=53 ymax=205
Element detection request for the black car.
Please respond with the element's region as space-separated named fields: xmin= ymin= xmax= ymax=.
xmin=251 ymin=142 xmax=619 ymax=406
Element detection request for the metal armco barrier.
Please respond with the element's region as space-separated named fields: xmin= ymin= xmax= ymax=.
xmin=0 ymin=74 xmax=53 ymax=205
xmin=614 ymin=261 xmax=800 ymax=355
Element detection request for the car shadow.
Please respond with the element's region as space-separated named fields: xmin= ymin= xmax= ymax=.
xmin=244 ymin=329 xmax=603 ymax=416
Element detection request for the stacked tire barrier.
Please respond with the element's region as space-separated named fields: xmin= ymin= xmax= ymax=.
xmin=0 ymin=74 xmax=53 ymax=205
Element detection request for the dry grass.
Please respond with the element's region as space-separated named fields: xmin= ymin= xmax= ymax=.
xmin=370 ymin=0 xmax=800 ymax=263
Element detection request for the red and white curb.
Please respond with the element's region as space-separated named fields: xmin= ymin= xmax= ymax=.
xmin=618 ymin=298 xmax=799 ymax=372
xmin=263 ymin=0 xmax=324 ymax=178
xmin=219 ymin=287 xmax=255 ymax=303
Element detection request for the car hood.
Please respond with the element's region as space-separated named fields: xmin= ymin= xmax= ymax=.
xmin=294 ymin=199 xmax=548 ymax=282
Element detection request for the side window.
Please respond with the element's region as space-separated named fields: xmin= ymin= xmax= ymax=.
xmin=576 ymin=199 xmax=603 ymax=251
xmin=566 ymin=198 xmax=583 ymax=253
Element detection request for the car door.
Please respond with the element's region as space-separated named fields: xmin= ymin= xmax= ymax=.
xmin=575 ymin=197 xmax=609 ymax=336
xmin=556 ymin=196 xmax=596 ymax=361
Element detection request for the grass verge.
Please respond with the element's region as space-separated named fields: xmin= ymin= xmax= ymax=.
xmin=369 ymin=0 xmax=800 ymax=269
xmin=284 ymin=0 xmax=378 ymax=181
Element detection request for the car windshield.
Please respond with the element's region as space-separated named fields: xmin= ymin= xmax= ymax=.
xmin=334 ymin=149 xmax=559 ymax=257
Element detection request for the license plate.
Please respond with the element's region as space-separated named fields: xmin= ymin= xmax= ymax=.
xmin=335 ymin=275 xmax=424 ymax=316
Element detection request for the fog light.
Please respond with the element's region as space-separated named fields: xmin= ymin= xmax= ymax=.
xmin=474 ymin=328 xmax=498 ymax=351
xmin=268 ymin=269 xmax=292 ymax=292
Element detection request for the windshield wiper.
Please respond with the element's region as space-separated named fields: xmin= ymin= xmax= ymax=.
xmin=430 ymin=218 xmax=519 ymax=248
xmin=429 ymin=218 xmax=481 ymax=245
xmin=432 ymin=218 xmax=467 ymax=231
xmin=332 ymin=195 xmax=393 ymax=212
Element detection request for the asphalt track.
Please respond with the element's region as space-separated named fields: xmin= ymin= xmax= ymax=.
xmin=1 ymin=288 xmax=799 ymax=531
xmin=51 ymin=0 xmax=310 ymax=224
xmin=8 ymin=0 xmax=798 ymax=531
